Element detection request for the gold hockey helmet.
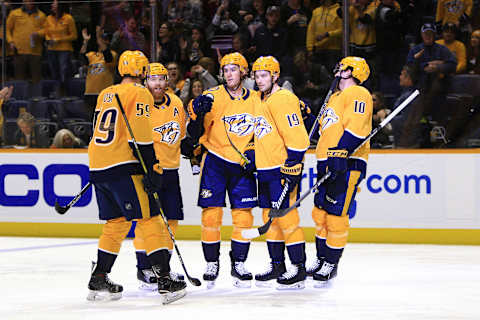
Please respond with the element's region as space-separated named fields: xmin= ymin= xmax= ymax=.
xmin=252 ymin=56 xmax=280 ymax=77
xmin=337 ymin=56 xmax=370 ymax=84
xmin=118 ymin=50 xmax=149 ymax=78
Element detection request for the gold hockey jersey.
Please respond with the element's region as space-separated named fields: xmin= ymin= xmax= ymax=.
xmin=315 ymin=85 xmax=372 ymax=162
xmin=254 ymin=89 xmax=309 ymax=175
xmin=151 ymin=92 xmax=187 ymax=169
xmin=199 ymin=85 xmax=258 ymax=164
xmin=88 ymin=82 xmax=155 ymax=181
xmin=85 ymin=50 xmax=118 ymax=94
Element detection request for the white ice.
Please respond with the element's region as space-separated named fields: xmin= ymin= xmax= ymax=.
xmin=0 ymin=237 xmax=479 ymax=320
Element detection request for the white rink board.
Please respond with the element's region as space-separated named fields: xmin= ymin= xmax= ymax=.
xmin=0 ymin=151 xmax=479 ymax=229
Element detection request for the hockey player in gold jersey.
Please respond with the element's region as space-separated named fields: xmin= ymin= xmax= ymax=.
xmin=87 ymin=51 xmax=186 ymax=303
xmin=186 ymin=52 xmax=258 ymax=288
xmin=252 ymin=56 xmax=310 ymax=289
xmin=308 ymin=56 xmax=372 ymax=285
xmin=134 ymin=62 xmax=188 ymax=289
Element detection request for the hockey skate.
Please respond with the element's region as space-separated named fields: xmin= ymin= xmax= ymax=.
xmin=306 ymin=257 xmax=325 ymax=278
xmin=254 ymin=261 xmax=286 ymax=288
xmin=203 ymin=261 xmax=219 ymax=289
xmin=313 ymin=261 xmax=337 ymax=287
xmin=230 ymin=251 xmax=252 ymax=288
xmin=152 ymin=265 xmax=187 ymax=304
xmin=87 ymin=262 xmax=123 ymax=301
xmin=137 ymin=268 xmax=157 ymax=291
xmin=276 ymin=263 xmax=306 ymax=290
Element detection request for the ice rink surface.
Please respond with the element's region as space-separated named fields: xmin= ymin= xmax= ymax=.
xmin=1 ymin=237 xmax=479 ymax=320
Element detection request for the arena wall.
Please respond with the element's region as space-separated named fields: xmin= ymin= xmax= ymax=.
xmin=0 ymin=149 xmax=479 ymax=245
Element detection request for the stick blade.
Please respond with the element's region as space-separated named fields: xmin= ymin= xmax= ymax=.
xmin=189 ymin=277 xmax=202 ymax=287
xmin=54 ymin=200 xmax=68 ymax=215
xmin=241 ymin=228 xmax=260 ymax=239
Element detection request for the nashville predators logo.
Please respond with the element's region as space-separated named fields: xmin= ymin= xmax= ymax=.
xmin=153 ymin=121 xmax=181 ymax=145
xmin=321 ymin=108 xmax=339 ymax=133
xmin=222 ymin=113 xmax=255 ymax=136
xmin=254 ymin=116 xmax=272 ymax=139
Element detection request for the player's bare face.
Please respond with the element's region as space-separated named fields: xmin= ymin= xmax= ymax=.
xmin=147 ymin=75 xmax=167 ymax=100
xmin=254 ymin=70 xmax=273 ymax=93
xmin=223 ymin=64 xmax=242 ymax=89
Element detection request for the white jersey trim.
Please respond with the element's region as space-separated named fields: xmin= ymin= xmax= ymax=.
xmin=287 ymin=146 xmax=309 ymax=152
xmin=286 ymin=241 xmax=306 ymax=247
xmin=265 ymin=239 xmax=285 ymax=243
xmin=201 ymin=240 xmax=221 ymax=244
xmin=90 ymin=160 xmax=139 ymax=171
xmin=128 ymin=139 xmax=154 ymax=145
xmin=257 ymin=164 xmax=282 ymax=171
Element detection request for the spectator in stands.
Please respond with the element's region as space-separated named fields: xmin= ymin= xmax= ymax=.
xmin=371 ymin=91 xmax=393 ymax=148
xmin=157 ymin=22 xmax=180 ymax=64
xmin=467 ymin=29 xmax=480 ymax=74
xmin=44 ymin=0 xmax=77 ymax=96
xmin=101 ymin=1 xmax=134 ymax=34
xmin=436 ymin=0 xmax=472 ymax=43
xmin=241 ymin=0 xmax=267 ymax=38
xmin=181 ymin=77 xmax=204 ymax=108
xmin=436 ymin=23 xmax=467 ymax=74
xmin=168 ymin=0 xmax=204 ymax=29
xmin=166 ymin=62 xmax=185 ymax=96
xmin=306 ymin=0 xmax=342 ymax=75
xmin=399 ymin=23 xmax=457 ymax=147
xmin=184 ymin=25 xmax=208 ymax=67
xmin=232 ymin=32 xmax=255 ymax=63
xmin=375 ymin=0 xmax=405 ymax=76
xmin=111 ymin=15 xmax=148 ymax=56
xmin=208 ymin=0 xmax=240 ymax=39
xmin=280 ymin=0 xmax=311 ymax=55
xmin=14 ymin=112 xmax=48 ymax=148
xmin=180 ymin=60 xmax=218 ymax=105
xmin=50 ymin=129 xmax=85 ymax=148
xmin=252 ymin=6 xmax=287 ymax=60
xmin=6 ymin=0 xmax=46 ymax=84
xmin=80 ymin=26 xmax=118 ymax=119
xmin=0 ymin=86 xmax=13 ymax=145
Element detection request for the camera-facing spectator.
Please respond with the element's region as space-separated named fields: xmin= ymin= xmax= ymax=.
xmin=436 ymin=23 xmax=467 ymax=73
xmin=14 ymin=112 xmax=48 ymax=148
xmin=0 ymin=86 xmax=13 ymax=145
xmin=252 ymin=6 xmax=287 ymax=60
xmin=157 ymin=22 xmax=181 ymax=64
xmin=435 ymin=0 xmax=472 ymax=43
xmin=111 ymin=15 xmax=148 ymax=56
xmin=208 ymin=0 xmax=240 ymax=39
xmin=166 ymin=62 xmax=185 ymax=96
xmin=280 ymin=0 xmax=311 ymax=55
xmin=50 ymin=129 xmax=85 ymax=149
xmin=467 ymin=29 xmax=480 ymax=74
xmin=44 ymin=0 xmax=77 ymax=95
xmin=6 ymin=0 xmax=46 ymax=84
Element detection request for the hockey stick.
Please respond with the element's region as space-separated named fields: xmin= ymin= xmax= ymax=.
xmin=114 ymin=93 xmax=201 ymax=287
xmin=242 ymin=89 xmax=420 ymax=239
xmin=307 ymin=77 xmax=340 ymax=140
xmin=54 ymin=182 xmax=92 ymax=214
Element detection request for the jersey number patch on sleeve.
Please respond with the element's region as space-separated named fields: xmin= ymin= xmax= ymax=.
xmin=354 ymin=100 xmax=366 ymax=114
xmin=94 ymin=108 xmax=118 ymax=145
xmin=286 ymin=113 xmax=300 ymax=127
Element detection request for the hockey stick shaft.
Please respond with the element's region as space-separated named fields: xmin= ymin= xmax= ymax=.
xmin=114 ymin=93 xmax=201 ymax=286
xmin=54 ymin=182 xmax=92 ymax=214
xmin=243 ymin=89 xmax=420 ymax=238
xmin=307 ymin=77 xmax=340 ymax=141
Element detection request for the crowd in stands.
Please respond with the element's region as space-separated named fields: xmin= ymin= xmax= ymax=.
xmin=1 ymin=0 xmax=480 ymax=149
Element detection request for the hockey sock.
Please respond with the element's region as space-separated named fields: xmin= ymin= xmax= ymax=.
xmin=231 ymin=240 xmax=250 ymax=262
xmin=315 ymin=236 xmax=327 ymax=259
xmin=147 ymin=248 xmax=170 ymax=274
xmin=202 ymin=242 xmax=220 ymax=262
xmin=267 ymin=241 xmax=285 ymax=263
xmin=286 ymin=242 xmax=306 ymax=265
xmin=96 ymin=249 xmax=118 ymax=273
xmin=135 ymin=251 xmax=150 ymax=270
xmin=325 ymin=246 xmax=344 ymax=264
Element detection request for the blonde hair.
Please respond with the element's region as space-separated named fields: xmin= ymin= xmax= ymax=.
xmin=17 ymin=112 xmax=35 ymax=126
xmin=52 ymin=129 xmax=82 ymax=148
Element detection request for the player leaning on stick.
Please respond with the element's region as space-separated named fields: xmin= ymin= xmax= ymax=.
xmin=252 ymin=56 xmax=310 ymax=290
xmin=307 ymin=56 xmax=372 ymax=285
xmin=133 ymin=62 xmax=188 ymax=289
xmin=186 ymin=52 xmax=258 ymax=288
xmin=87 ymin=50 xmax=186 ymax=302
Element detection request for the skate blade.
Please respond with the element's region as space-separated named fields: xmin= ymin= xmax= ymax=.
xmin=206 ymin=281 xmax=216 ymax=289
xmin=86 ymin=290 xmax=122 ymax=301
xmin=313 ymin=278 xmax=335 ymax=288
xmin=138 ymin=280 xmax=158 ymax=291
xmin=276 ymin=280 xmax=305 ymax=290
xmin=255 ymin=279 xmax=275 ymax=288
xmin=161 ymin=289 xmax=187 ymax=305
xmin=232 ymin=278 xmax=251 ymax=288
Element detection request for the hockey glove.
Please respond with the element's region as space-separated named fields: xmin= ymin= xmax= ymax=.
xmin=280 ymin=160 xmax=303 ymax=192
xmin=142 ymin=163 xmax=164 ymax=196
xmin=240 ymin=142 xmax=256 ymax=174
xmin=299 ymin=99 xmax=312 ymax=121
xmin=188 ymin=94 xmax=213 ymax=120
xmin=326 ymin=148 xmax=348 ymax=183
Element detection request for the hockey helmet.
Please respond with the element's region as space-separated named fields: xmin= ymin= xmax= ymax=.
xmin=252 ymin=56 xmax=280 ymax=77
xmin=118 ymin=50 xmax=149 ymax=78
xmin=146 ymin=62 xmax=168 ymax=80
xmin=336 ymin=56 xmax=370 ymax=84
xmin=220 ymin=52 xmax=249 ymax=74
